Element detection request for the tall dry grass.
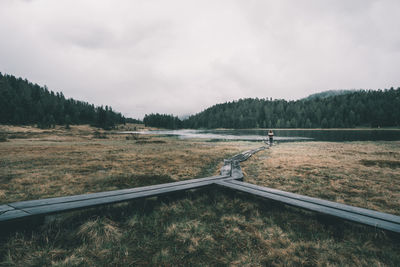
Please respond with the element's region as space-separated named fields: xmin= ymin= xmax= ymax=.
xmin=241 ymin=141 xmax=400 ymax=215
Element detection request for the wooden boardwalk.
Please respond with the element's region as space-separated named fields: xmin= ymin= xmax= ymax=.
xmin=216 ymin=180 xmax=400 ymax=233
xmin=1 ymin=145 xmax=400 ymax=234
xmin=0 ymin=174 xmax=230 ymax=222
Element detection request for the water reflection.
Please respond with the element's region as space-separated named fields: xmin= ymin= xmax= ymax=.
xmin=120 ymin=129 xmax=400 ymax=142
xmin=120 ymin=129 xmax=311 ymax=142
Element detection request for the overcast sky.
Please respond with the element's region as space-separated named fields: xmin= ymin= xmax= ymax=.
xmin=1 ymin=0 xmax=399 ymax=119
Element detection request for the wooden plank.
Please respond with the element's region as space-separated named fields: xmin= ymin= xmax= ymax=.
xmin=1 ymin=178 xmax=224 ymax=222
xmin=0 ymin=209 xmax=31 ymax=221
xmin=222 ymin=147 xmax=266 ymax=178
xmin=0 ymin=205 xmax=15 ymax=214
xmin=1 ymin=176 xmax=229 ymax=222
xmin=10 ymin=174 xmax=229 ymax=209
xmin=229 ymin=147 xmax=266 ymax=162
xmin=228 ymin=180 xmax=400 ymax=224
xmin=215 ymin=180 xmax=400 ymax=233
xmin=23 ymin=179 xmax=217 ymax=216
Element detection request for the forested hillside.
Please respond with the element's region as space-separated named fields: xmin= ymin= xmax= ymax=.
xmin=144 ymin=88 xmax=400 ymax=129
xmin=184 ymin=88 xmax=400 ymax=128
xmin=2 ymin=72 xmax=399 ymax=130
xmin=0 ymin=73 xmax=130 ymax=129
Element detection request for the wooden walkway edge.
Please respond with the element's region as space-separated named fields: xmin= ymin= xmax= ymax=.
xmin=1 ymin=145 xmax=400 ymax=234
xmin=215 ymin=180 xmax=400 ymax=233
xmin=0 ymin=174 xmax=230 ymax=222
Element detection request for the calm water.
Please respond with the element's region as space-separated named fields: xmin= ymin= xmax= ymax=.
xmin=122 ymin=129 xmax=400 ymax=142
xmin=121 ymin=129 xmax=400 ymax=142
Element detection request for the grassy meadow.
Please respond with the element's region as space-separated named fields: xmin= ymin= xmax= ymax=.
xmin=1 ymin=125 xmax=400 ymax=266
xmin=241 ymin=141 xmax=400 ymax=216
xmin=0 ymin=124 xmax=252 ymax=204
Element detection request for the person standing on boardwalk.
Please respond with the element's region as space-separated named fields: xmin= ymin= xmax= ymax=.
xmin=268 ymin=130 xmax=274 ymax=146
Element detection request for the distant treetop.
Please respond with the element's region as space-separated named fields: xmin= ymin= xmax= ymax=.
xmin=302 ymin=89 xmax=360 ymax=100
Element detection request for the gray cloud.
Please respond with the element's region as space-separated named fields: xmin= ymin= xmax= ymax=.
xmin=1 ymin=0 xmax=399 ymax=119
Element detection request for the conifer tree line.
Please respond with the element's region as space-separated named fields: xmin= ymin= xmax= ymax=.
xmin=143 ymin=113 xmax=182 ymax=129
xmin=2 ymin=72 xmax=399 ymax=130
xmin=0 ymin=73 xmax=132 ymax=129
xmin=144 ymin=87 xmax=400 ymax=129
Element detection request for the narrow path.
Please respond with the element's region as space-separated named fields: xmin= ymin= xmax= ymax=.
xmin=1 ymin=145 xmax=400 ymax=234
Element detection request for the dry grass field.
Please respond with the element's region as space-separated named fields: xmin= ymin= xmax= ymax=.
xmin=1 ymin=125 xmax=399 ymax=266
xmin=0 ymin=124 xmax=253 ymax=204
xmin=240 ymin=141 xmax=400 ymax=215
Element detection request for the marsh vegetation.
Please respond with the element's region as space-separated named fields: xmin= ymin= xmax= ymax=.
xmin=1 ymin=125 xmax=399 ymax=266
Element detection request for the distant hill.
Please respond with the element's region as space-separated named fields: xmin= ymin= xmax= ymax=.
xmin=0 ymin=73 xmax=139 ymax=129
xmin=144 ymin=88 xmax=400 ymax=129
xmin=303 ymin=89 xmax=360 ymax=100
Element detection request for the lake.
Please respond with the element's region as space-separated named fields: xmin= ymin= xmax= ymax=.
xmin=120 ymin=129 xmax=400 ymax=142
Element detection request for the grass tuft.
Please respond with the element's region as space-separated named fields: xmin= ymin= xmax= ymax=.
xmin=78 ymin=217 xmax=122 ymax=246
xmin=0 ymin=132 xmax=7 ymax=142
xmin=360 ymin=159 xmax=400 ymax=169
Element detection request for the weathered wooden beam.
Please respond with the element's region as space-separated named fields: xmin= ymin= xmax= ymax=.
xmin=22 ymin=179 xmax=219 ymax=216
xmin=9 ymin=175 xmax=229 ymax=209
xmin=0 ymin=205 xmax=15 ymax=213
xmin=227 ymin=180 xmax=400 ymax=224
xmin=0 ymin=175 xmax=230 ymax=222
xmin=215 ymin=180 xmax=400 ymax=233
xmin=0 ymin=209 xmax=31 ymax=221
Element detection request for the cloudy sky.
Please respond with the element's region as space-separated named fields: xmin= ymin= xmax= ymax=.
xmin=1 ymin=0 xmax=399 ymax=119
